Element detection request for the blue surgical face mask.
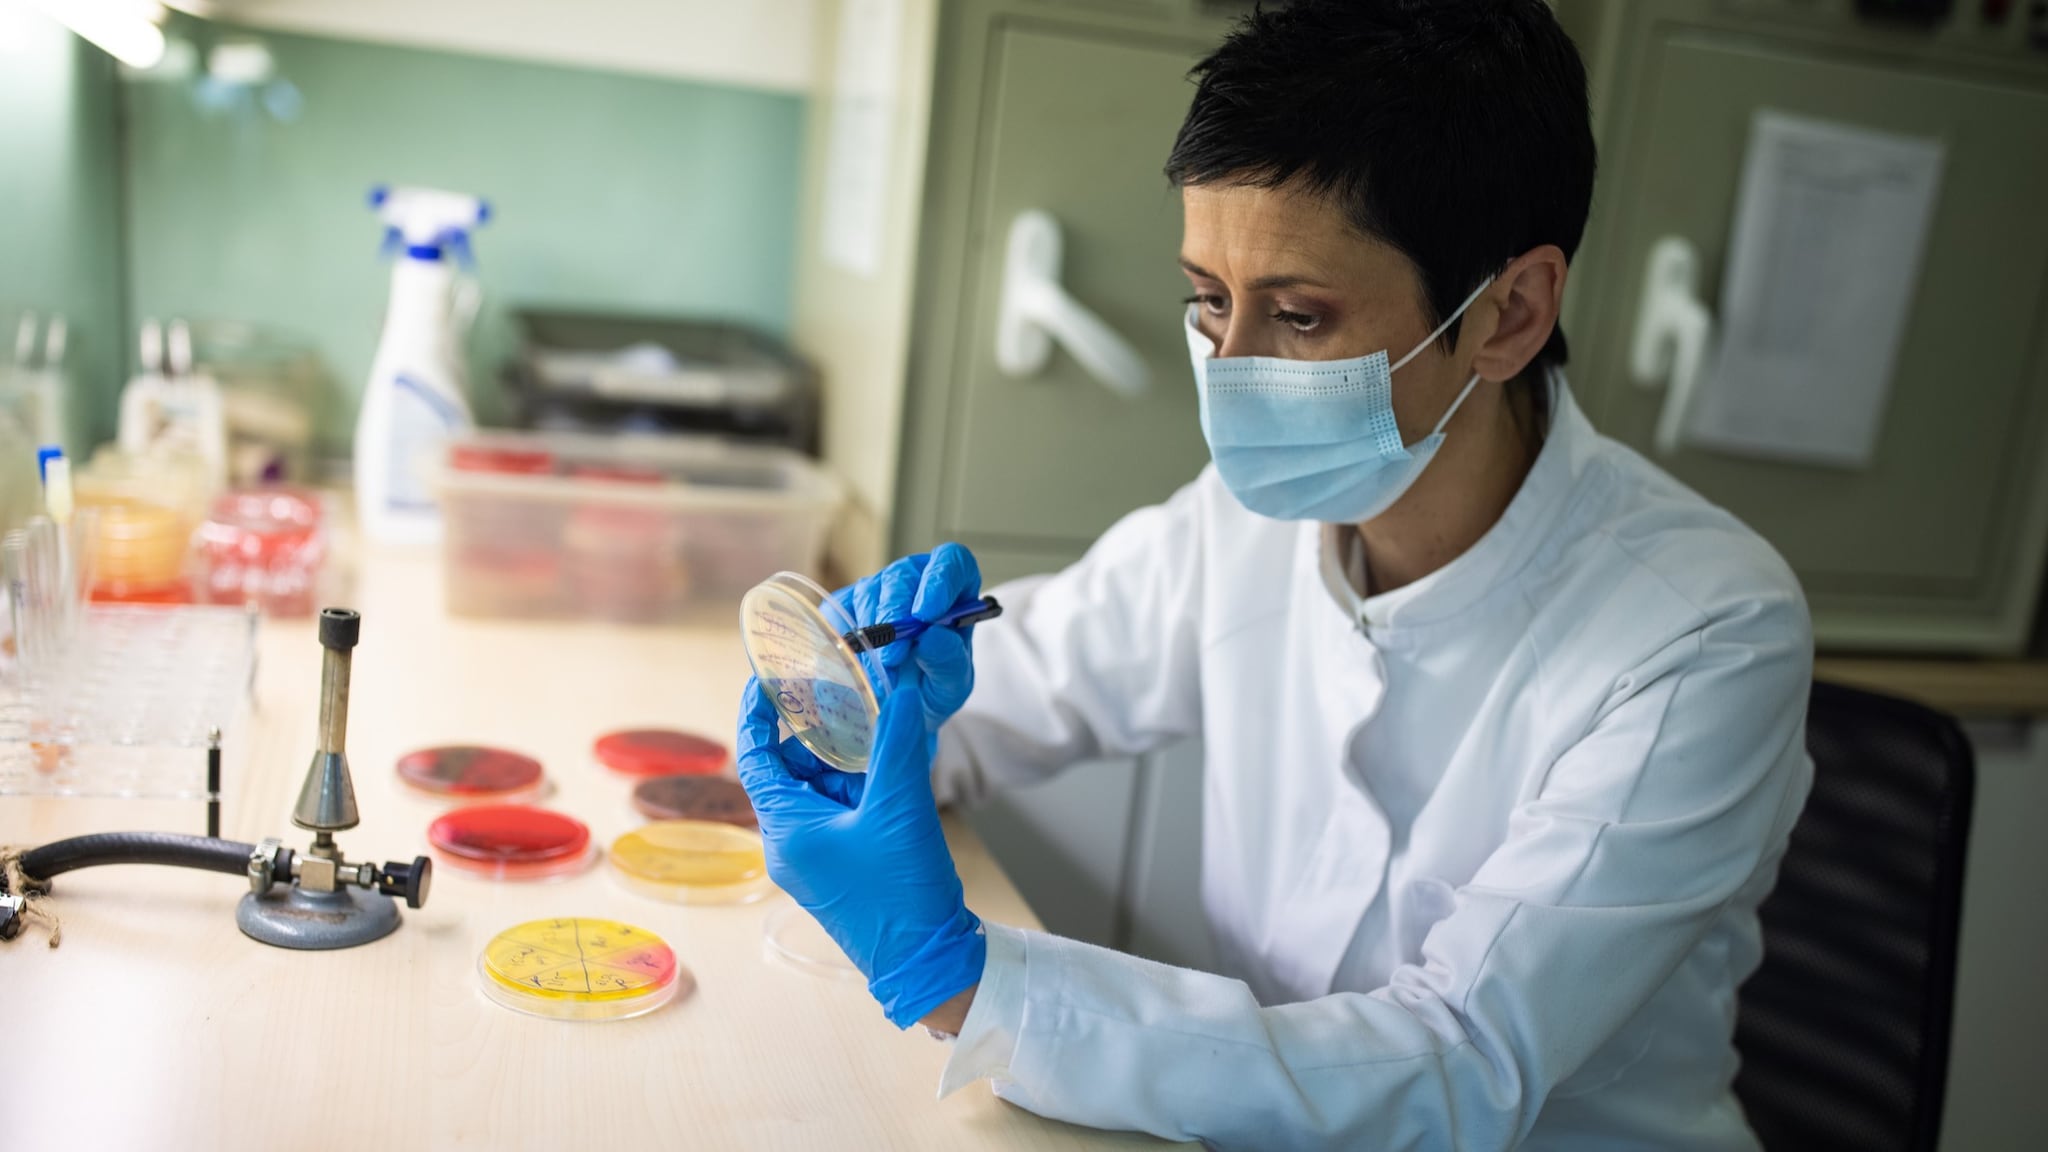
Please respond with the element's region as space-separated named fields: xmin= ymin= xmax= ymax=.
xmin=1187 ymin=277 xmax=1493 ymax=523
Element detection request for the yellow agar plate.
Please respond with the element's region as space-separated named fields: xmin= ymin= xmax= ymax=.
xmin=609 ymin=820 xmax=773 ymax=905
xmin=477 ymin=917 xmax=686 ymax=1021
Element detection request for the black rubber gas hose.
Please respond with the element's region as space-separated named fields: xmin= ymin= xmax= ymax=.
xmin=18 ymin=831 xmax=270 ymax=884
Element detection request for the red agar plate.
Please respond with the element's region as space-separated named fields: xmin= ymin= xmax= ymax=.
xmin=428 ymin=804 xmax=595 ymax=881
xmin=594 ymin=729 xmax=728 ymax=777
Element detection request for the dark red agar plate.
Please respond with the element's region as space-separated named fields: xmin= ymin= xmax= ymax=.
xmin=631 ymin=775 xmax=758 ymax=829
xmin=397 ymin=745 xmax=545 ymax=802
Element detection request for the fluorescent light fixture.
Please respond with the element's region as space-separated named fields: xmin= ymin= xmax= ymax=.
xmin=0 ymin=1 xmax=41 ymax=58
xmin=28 ymin=0 xmax=167 ymax=69
xmin=207 ymin=37 xmax=271 ymax=84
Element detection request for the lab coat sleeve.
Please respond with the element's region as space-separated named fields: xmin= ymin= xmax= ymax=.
xmin=931 ymin=476 xmax=1213 ymax=808
xmin=940 ymin=588 xmax=1813 ymax=1150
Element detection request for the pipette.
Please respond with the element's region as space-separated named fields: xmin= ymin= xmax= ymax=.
xmin=841 ymin=596 xmax=1003 ymax=653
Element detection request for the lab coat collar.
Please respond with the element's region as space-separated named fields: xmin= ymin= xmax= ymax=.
xmin=1313 ymin=373 xmax=1588 ymax=637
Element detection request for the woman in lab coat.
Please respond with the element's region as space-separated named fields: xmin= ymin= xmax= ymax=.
xmin=737 ymin=2 xmax=1812 ymax=1148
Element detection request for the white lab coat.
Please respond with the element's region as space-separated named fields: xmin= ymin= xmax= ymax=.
xmin=930 ymin=381 xmax=1813 ymax=1151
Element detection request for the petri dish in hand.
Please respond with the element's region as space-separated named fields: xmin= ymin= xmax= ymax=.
xmin=739 ymin=571 xmax=889 ymax=774
xmin=478 ymin=917 xmax=690 ymax=1021
xmin=429 ymin=804 xmax=596 ymax=882
xmin=608 ymin=820 xmax=772 ymax=905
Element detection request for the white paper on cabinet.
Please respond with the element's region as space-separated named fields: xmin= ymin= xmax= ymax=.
xmin=820 ymin=0 xmax=903 ymax=280
xmin=1685 ymin=110 xmax=1945 ymax=469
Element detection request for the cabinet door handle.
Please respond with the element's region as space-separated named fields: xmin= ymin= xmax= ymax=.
xmin=1628 ymin=235 xmax=1715 ymax=456
xmin=996 ymin=210 xmax=1150 ymax=399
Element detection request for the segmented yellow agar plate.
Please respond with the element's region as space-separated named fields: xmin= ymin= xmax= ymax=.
xmin=477 ymin=917 xmax=685 ymax=1020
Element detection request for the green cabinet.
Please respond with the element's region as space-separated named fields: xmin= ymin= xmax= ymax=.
xmin=1566 ymin=0 xmax=2048 ymax=652
xmin=895 ymin=2 xmax=1225 ymax=560
xmin=867 ymin=0 xmax=1236 ymax=955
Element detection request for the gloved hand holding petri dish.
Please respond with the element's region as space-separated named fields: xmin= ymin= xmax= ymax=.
xmin=737 ymin=551 xmax=999 ymax=774
xmin=739 ymin=571 xmax=894 ymax=774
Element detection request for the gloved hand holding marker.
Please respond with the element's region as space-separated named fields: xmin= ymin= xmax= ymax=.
xmin=828 ymin=542 xmax=990 ymax=732
xmin=841 ymin=595 xmax=1002 ymax=654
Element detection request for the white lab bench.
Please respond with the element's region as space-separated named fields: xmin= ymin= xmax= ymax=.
xmin=0 ymin=542 xmax=1160 ymax=1151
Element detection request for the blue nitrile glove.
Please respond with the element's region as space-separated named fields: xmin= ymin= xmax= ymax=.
xmin=737 ymin=665 xmax=986 ymax=1028
xmin=832 ymin=543 xmax=982 ymax=733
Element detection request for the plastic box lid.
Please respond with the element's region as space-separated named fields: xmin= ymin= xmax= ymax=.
xmin=434 ymin=430 xmax=843 ymax=515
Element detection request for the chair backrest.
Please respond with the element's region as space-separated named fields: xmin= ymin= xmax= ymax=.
xmin=1733 ymin=680 xmax=1975 ymax=1152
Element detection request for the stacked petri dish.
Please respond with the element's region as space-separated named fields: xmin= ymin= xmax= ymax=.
xmin=442 ymin=442 xmax=565 ymax=616
xmin=563 ymin=465 xmax=684 ymax=622
xmin=189 ymin=486 xmax=326 ymax=616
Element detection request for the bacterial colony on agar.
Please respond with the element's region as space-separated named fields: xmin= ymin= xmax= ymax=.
xmin=608 ymin=819 xmax=772 ymax=905
xmin=738 ymin=571 xmax=889 ymax=775
xmin=477 ymin=917 xmax=689 ymax=1021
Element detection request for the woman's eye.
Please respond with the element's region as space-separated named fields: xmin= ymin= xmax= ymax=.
xmin=1271 ymin=308 xmax=1321 ymax=333
xmin=1182 ymin=293 xmax=1230 ymax=316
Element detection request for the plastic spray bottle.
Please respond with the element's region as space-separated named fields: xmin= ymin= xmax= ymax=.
xmin=354 ymin=184 xmax=489 ymax=545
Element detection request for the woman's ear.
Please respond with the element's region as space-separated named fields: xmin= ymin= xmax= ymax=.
xmin=1469 ymin=245 xmax=1568 ymax=383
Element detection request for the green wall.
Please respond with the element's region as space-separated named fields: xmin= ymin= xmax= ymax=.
xmin=122 ymin=22 xmax=807 ymax=455
xmin=0 ymin=5 xmax=126 ymax=451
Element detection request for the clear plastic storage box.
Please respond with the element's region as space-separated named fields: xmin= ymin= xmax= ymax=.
xmin=435 ymin=431 xmax=841 ymax=622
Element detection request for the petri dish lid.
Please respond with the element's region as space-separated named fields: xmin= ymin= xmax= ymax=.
xmin=429 ymin=804 xmax=595 ymax=881
xmin=608 ymin=820 xmax=772 ymax=905
xmin=763 ymin=903 xmax=859 ymax=981
xmin=631 ymin=775 xmax=758 ymax=828
xmin=738 ymin=571 xmax=890 ymax=774
xmin=594 ymin=729 xmax=728 ymax=777
xmin=397 ymin=745 xmax=546 ymax=803
xmin=477 ymin=917 xmax=689 ymax=1021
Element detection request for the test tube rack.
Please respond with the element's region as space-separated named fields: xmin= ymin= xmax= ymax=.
xmin=0 ymin=604 xmax=256 ymax=806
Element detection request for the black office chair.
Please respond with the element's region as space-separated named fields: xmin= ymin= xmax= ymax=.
xmin=1733 ymin=680 xmax=1975 ymax=1152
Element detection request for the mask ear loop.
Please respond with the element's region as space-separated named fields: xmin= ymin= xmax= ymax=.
xmin=1389 ymin=276 xmax=1495 ymax=439
xmin=1389 ymin=276 xmax=1496 ymax=374
xmin=1431 ymin=374 xmax=1485 ymax=438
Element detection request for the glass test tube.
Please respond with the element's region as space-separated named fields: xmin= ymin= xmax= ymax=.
xmin=3 ymin=529 xmax=33 ymax=674
xmin=25 ymin=517 xmax=62 ymax=672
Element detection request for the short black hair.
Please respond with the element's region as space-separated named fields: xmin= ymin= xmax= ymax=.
xmin=1166 ymin=0 xmax=1596 ymax=368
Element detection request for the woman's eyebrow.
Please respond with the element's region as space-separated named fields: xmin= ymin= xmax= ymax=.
xmin=1178 ymin=258 xmax=1330 ymax=292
